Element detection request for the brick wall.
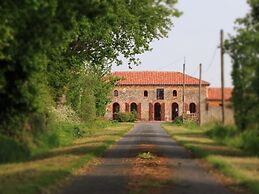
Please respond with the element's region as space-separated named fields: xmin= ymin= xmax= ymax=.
xmin=105 ymin=85 xmax=208 ymax=122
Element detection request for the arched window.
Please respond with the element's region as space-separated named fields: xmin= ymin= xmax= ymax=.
xmin=172 ymin=103 xmax=179 ymax=120
xmin=114 ymin=90 xmax=118 ymax=97
xmin=130 ymin=102 xmax=137 ymax=112
xmin=173 ymin=90 xmax=177 ymax=97
xmin=113 ymin=103 xmax=120 ymax=113
xmin=144 ymin=90 xmax=148 ymax=97
xmin=113 ymin=103 xmax=120 ymax=120
xmin=189 ymin=103 xmax=196 ymax=113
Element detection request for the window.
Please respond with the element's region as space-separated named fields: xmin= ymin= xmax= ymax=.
xmin=173 ymin=90 xmax=177 ymax=97
xmin=113 ymin=103 xmax=120 ymax=120
xmin=114 ymin=90 xmax=118 ymax=97
xmin=190 ymin=103 xmax=196 ymax=113
xmin=144 ymin=90 xmax=148 ymax=97
xmin=157 ymin=89 xmax=164 ymax=100
xmin=130 ymin=103 xmax=137 ymax=112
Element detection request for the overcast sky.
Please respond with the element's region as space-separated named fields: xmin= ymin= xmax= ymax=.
xmin=112 ymin=0 xmax=250 ymax=87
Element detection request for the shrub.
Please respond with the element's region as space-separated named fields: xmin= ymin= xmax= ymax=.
xmin=0 ymin=135 xmax=30 ymax=163
xmin=206 ymin=124 xmax=244 ymax=148
xmin=116 ymin=112 xmax=137 ymax=122
xmin=183 ymin=120 xmax=198 ymax=129
xmin=173 ymin=116 xmax=183 ymax=125
xmin=206 ymin=124 xmax=238 ymax=140
xmin=241 ymin=130 xmax=259 ymax=154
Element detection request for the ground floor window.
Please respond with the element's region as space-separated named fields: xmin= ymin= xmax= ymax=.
xmin=154 ymin=102 xmax=161 ymax=121
xmin=130 ymin=102 xmax=137 ymax=112
xmin=113 ymin=103 xmax=120 ymax=119
xmin=172 ymin=102 xmax=179 ymax=120
xmin=190 ymin=103 xmax=196 ymax=113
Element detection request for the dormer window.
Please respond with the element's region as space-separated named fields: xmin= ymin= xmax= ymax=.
xmin=114 ymin=90 xmax=119 ymax=97
xmin=173 ymin=90 xmax=177 ymax=97
xmin=144 ymin=90 xmax=148 ymax=97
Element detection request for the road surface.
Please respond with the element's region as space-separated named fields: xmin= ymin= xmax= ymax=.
xmin=61 ymin=122 xmax=234 ymax=194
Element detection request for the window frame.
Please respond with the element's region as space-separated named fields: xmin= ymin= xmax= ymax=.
xmin=114 ymin=90 xmax=119 ymax=97
xmin=144 ymin=90 xmax=148 ymax=97
xmin=173 ymin=90 xmax=177 ymax=97
xmin=156 ymin=88 xmax=164 ymax=100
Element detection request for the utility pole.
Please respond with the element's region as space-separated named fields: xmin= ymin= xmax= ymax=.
xmin=220 ymin=29 xmax=225 ymax=124
xmin=182 ymin=58 xmax=186 ymax=120
xmin=199 ymin=63 xmax=202 ymax=125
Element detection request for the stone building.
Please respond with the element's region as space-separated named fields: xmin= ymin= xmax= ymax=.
xmin=105 ymin=71 xmax=212 ymax=123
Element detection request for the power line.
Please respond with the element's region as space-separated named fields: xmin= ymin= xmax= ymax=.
xmin=155 ymin=56 xmax=185 ymax=71
xmin=204 ymin=45 xmax=219 ymax=73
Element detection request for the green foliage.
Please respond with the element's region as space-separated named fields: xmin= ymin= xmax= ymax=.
xmin=183 ymin=120 xmax=198 ymax=129
xmin=0 ymin=135 xmax=30 ymax=163
xmin=116 ymin=112 xmax=137 ymax=122
xmin=206 ymin=124 xmax=243 ymax=148
xmin=206 ymin=124 xmax=239 ymax=141
xmin=173 ymin=116 xmax=183 ymax=125
xmin=173 ymin=116 xmax=198 ymax=129
xmin=206 ymin=124 xmax=259 ymax=154
xmin=138 ymin=152 xmax=155 ymax=159
xmin=0 ymin=0 xmax=180 ymax=160
xmin=225 ymin=0 xmax=259 ymax=131
xmin=241 ymin=130 xmax=259 ymax=154
xmin=79 ymin=87 xmax=96 ymax=122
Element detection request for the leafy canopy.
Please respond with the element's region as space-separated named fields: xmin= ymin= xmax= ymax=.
xmin=0 ymin=0 xmax=180 ymax=136
xmin=225 ymin=0 xmax=259 ymax=131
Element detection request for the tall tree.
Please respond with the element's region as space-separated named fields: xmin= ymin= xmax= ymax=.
xmin=225 ymin=0 xmax=259 ymax=130
xmin=0 ymin=0 xmax=180 ymax=137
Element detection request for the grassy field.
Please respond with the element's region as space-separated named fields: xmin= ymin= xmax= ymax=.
xmin=162 ymin=123 xmax=259 ymax=194
xmin=0 ymin=122 xmax=133 ymax=194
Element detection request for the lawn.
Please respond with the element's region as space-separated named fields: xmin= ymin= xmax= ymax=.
xmin=0 ymin=122 xmax=133 ymax=194
xmin=162 ymin=123 xmax=259 ymax=194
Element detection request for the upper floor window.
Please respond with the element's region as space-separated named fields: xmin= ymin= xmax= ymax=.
xmin=114 ymin=90 xmax=119 ymax=97
xmin=173 ymin=90 xmax=177 ymax=97
xmin=190 ymin=103 xmax=196 ymax=113
xmin=144 ymin=90 xmax=148 ymax=97
xmin=157 ymin=89 xmax=164 ymax=100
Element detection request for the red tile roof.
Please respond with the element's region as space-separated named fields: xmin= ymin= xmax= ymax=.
xmin=208 ymin=88 xmax=233 ymax=101
xmin=112 ymin=71 xmax=210 ymax=86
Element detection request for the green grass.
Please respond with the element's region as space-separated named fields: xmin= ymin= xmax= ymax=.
xmin=0 ymin=122 xmax=133 ymax=194
xmin=162 ymin=123 xmax=259 ymax=194
xmin=138 ymin=152 xmax=155 ymax=160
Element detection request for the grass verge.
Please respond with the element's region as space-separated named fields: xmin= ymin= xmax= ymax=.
xmin=162 ymin=123 xmax=259 ymax=194
xmin=0 ymin=122 xmax=133 ymax=194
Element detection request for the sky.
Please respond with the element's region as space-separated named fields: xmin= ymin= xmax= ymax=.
xmin=112 ymin=0 xmax=250 ymax=87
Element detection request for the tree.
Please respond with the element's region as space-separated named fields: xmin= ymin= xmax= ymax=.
xmin=225 ymin=0 xmax=259 ymax=131
xmin=0 ymin=0 xmax=180 ymax=137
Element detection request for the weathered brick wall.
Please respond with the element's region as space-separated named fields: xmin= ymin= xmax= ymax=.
xmin=105 ymin=85 xmax=208 ymax=122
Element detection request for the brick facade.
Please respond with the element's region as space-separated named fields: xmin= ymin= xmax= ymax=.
xmin=105 ymin=85 xmax=208 ymax=123
xmin=105 ymin=71 xmax=233 ymax=124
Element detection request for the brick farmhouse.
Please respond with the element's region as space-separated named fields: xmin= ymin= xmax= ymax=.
xmin=105 ymin=71 xmax=233 ymax=124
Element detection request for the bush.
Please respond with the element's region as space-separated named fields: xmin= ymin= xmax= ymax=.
xmin=241 ymin=130 xmax=259 ymax=154
xmin=206 ymin=124 xmax=238 ymax=140
xmin=115 ymin=112 xmax=137 ymax=122
xmin=183 ymin=120 xmax=198 ymax=129
xmin=173 ymin=116 xmax=183 ymax=125
xmin=0 ymin=135 xmax=30 ymax=163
